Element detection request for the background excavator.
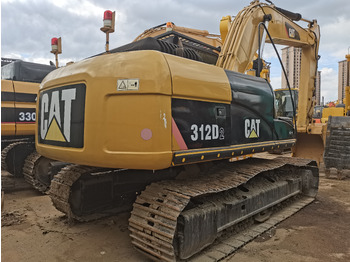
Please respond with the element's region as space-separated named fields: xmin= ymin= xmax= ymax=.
xmin=1 ymin=60 xmax=68 ymax=192
xmin=35 ymin=1 xmax=320 ymax=261
xmin=323 ymin=54 xmax=350 ymax=179
xmin=321 ymin=98 xmax=349 ymax=123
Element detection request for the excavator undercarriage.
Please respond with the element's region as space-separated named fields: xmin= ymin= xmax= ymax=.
xmin=23 ymin=151 xmax=67 ymax=193
xmin=49 ymin=165 xmax=179 ymax=221
xmin=1 ymin=141 xmax=35 ymax=177
xmin=129 ymin=157 xmax=318 ymax=261
xmin=1 ymin=140 xmax=66 ymax=192
xmin=324 ymin=116 xmax=350 ymax=179
xmin=47 ymin=155 xmax=318 ymax=260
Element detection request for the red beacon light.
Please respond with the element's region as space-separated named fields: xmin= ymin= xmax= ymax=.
xmin=103 ymin=10 xmax=113 ymax=28
xmin=166 ymin=22 xmax=173 ymax=32
xmin=50 ymin=37 xmax=62 ymax=68
xmin=100 ymin=10 xmax=115 ymax=52
xmin=51 ymin=37 xmax=58 ymax=52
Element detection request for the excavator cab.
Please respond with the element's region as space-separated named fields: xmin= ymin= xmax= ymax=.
xmin=275 ymin=88 xmax=298 ymax=118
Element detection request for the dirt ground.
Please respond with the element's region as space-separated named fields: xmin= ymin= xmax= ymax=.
xmin=2 ymin=168 xmax=350 ymax=262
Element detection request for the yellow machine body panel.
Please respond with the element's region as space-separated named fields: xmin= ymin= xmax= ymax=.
xmin=13 ymin=80 xmax=39 ymax=94
xmin=1 ymin=122 xmax=16 ymax=136
xmin=321 ymin=107 xmax=345 ymax=123
xmin=1 ymin=80 xmax=16 ymax=136
xmin=166 ymin=54 xmax=231 ymax=103
xmin=1 ymin=79 xmax=38 ymax=136
xmin=36 ymin=51 xmax=232 ymax=170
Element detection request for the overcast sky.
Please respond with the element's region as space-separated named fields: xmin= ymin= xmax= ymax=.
xmin=2 ymin=0 xmax=350 ymax=102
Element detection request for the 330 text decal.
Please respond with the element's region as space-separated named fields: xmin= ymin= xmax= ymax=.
xmin=19 ymin=112 xmax=36 ymax=122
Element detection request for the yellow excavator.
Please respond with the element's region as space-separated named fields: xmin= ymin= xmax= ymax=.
xmin=323 ymin=54 xmax=350 ymax=178
xmin=36 ymin=1 xmax=320 ymax=261
xmin=1 ymin=68 xmax=38 ymax=176
xmin=1 ymin=60 xmax=66 ymax=192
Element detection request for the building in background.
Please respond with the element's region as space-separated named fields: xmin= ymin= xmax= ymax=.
xmin=281 ymin=47 xmax=321 ymax=105
xmin=338 ymin=59 xmax=348 ymax=103
xmin=281 ymin=47 xmax=302 ymax=90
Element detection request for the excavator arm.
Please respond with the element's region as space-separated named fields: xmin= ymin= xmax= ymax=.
xmin=217 ymin=1 xmax=323 ymax=163
xmin=217 ymin=1 xmax=320 ymax=133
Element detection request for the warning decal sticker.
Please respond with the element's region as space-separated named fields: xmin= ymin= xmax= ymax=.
xmin=117 ymin=79 xmax=139 ymax=91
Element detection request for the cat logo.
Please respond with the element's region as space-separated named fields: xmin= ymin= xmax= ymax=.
xmin=245 ymin=118 xmax=260 ymax=139
xmin=288 ymin=28 xmax=296 ymax=38
xmin=38 ymin=83 xmax=86 ymax=148
xmin=285 ymin=22 xmax=300 ymax=40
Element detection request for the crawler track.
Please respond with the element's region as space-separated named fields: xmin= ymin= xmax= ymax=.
xmin=23 ymin=152 xmax=43 ymax=190
xmin=188 ymin=196 xmax=314 ymax=262
xmin=129 ymin=157 xmax=318 ymax=261
xmin=1 ymin=141 xmax=35 ymax=176
xmin=49 ymin=165 xmax=179 ymax=222
xmin=22 ymin=152 xmax=66 ymax=193
xmin=1 ymin=137 xmax=32 ymax=150
xmin=324 ymin=116 xmax=350 ymax=179
xmin=49 ymin=165 xmax=103 ymax=221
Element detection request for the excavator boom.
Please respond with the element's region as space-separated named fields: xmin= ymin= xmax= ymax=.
xmin=217 ymin=2 xmax=320 ymax=133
